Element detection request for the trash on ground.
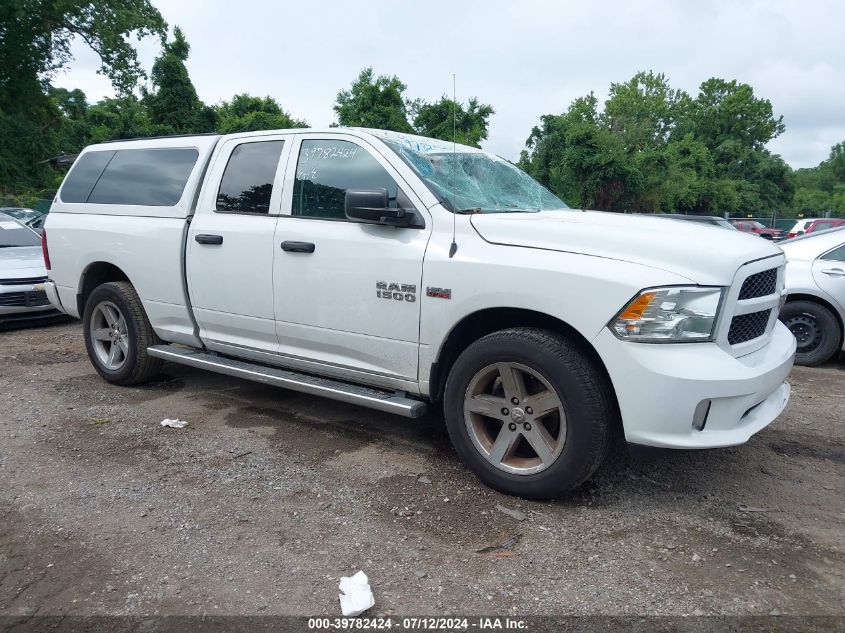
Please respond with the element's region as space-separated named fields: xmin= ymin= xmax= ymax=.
xmin=338 ymin=570 xmax=374 ymax=616
xmin=160 ymin=418 xmax=188 ymax=429
xmin=476 ymin=534 xmax=521 ymax=557
xmin=495 ymin=504 xmax=527 ymax=521
xmin=738 ymin=504 xmax=772 ymax=513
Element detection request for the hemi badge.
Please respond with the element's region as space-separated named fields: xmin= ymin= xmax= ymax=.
xmin=426 ymin=287 xmax=451 ymax=299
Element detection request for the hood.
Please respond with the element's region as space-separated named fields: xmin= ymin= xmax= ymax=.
xmin=0 ymin=246 xmax=48 ymax=276
xmin=470 ymin=210 xmax=782 ymax=285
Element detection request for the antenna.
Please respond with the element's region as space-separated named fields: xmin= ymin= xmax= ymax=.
xmin=449 ymin=73 xmax=458 ymax=258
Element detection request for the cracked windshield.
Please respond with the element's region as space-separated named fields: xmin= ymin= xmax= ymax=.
xmin=384 ymin=140 xmax=568 ymax=212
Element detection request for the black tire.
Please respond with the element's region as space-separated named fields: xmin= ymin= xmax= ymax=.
xmin=83 ymin=281 xmax=163 ymax=385
xmin=443 ymin=327 xmax=616 ymax=499
xmin=779 ymin=300 xmax=842 ymax=366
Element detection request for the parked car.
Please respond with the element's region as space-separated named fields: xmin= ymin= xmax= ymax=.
xmin=0 ymin=213 xmax=61 ymax=325
xmin=779 ymin=227 xmax=845 ymax=365
xmin=732 ymin=220 xmax=785 ymax=240
xmin=0 ymin=207 xmax=44 ymax=226
xmin=786 ymin=218 xmax=823 ymax=238
xmin=656 ymin=214 xmax=736 ymax=229
xmin=42 ymin=129 xmax=795 ymax=498
xmin=804 ymin=218 xmax=845 ymax=235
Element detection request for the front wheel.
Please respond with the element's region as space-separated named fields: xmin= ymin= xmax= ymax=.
xmin=444 ymin=328 xmax=616 ymax=499
xmin=83 ymin=281 xmax=163 ymax=385
xmin=779 ymin=300 xmax=842 ymax=366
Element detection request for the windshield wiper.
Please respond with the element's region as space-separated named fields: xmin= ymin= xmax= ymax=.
xmin=454 ymin=208 xmax=482 ymax=214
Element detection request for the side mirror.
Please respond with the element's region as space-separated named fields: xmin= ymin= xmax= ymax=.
xmin=345 ymin=189 xmax=413 ymax=227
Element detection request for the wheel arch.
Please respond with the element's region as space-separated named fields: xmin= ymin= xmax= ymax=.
xmin=428 ymin=307 xmax=618 ymax=407
xmin=77 ymin=261 xmax=131 ymax=317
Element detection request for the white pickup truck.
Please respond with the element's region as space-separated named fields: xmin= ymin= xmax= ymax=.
xmin=42 ymin=128 xmax=796 ymax=498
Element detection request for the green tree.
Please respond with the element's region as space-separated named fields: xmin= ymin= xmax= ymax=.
xmin=600 ymin=71 xmax=692 ymax=212
xmin=144 ymin=27 xmax=215 ymax=134
xmin=334 ymin=67 xmax=413 ymax=132
xmin=0 ymin=0 xmax=166 ymax=192
xmin=410 ymin=96 xmax=494 ymax=148
xmin=0 ymin=0 xmax=165 ymax=105
xmin=50 ymin=87 xmax=91 ymax=153
xmin=828 ymin=141 xmax=845 ymax=182
xmin=790 ymin=140 xmax=845 ymax=215
xmin=654 ymin=134 xmax=714 ymax=213
xmin=521 ymin=94 xmax=643 ymax=210
xmin=521 ymin=72 xmax=795 ymax=215
xmin=603 ymin=71 xmax=689 ymax=152
xmin=683 ymin=78 xmax=785 ymax=151
xmin=214 ymin=94 xmax=307 ymax=134
xmin=86 ymin=95 xmax=157 ymax=142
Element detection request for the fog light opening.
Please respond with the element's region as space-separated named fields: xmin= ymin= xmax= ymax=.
xmin=693 ymin=399 xmax=712 ymax=432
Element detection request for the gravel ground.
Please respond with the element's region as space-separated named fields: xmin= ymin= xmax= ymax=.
xmin=0 ymin=320 xmax=843 ymax=617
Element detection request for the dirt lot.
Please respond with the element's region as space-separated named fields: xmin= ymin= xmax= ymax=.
xmin=0 ymin=320 xmax=843 ymax=617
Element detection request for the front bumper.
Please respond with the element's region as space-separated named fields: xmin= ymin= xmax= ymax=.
xmin=0 ymin=279 xmax=60 ymax=324
xmin=593 ymin=321 xmax=796 ymax=449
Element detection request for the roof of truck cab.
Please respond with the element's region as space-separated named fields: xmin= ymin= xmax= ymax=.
xmin=86 ymin=128 xmax=483 ymax=154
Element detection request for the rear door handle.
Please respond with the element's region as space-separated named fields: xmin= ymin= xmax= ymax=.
xmin=821 ymin=267 xmax=845 ymax=277
xmin=195 ymin=234 xmax=223 ymax=245
xmin=281 ymin=241 xmax=315 ymax=253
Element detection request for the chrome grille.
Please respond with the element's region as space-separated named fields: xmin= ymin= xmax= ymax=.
xmin=0 ymin=276 xmax=47 ymax=286
xmin=738 ymin=268 xmax=777 ymax=300
xmin=728 ymin=309 xmax=771 ymax=345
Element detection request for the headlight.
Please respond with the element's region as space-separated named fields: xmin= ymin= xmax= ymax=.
xmin=610 ymin=286 xmax=724 ymax=342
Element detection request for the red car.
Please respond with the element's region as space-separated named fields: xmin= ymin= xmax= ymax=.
xmin=804 ymin=218 xmax=845 ymax=234
xmin=731 ymin=220 xmax=784 ymax=240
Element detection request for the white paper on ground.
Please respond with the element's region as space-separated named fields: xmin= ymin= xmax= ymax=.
xmin=160 ymin=418 xmax=188 ymax=429
xmin=338 ymin=570 xmax=374 ymax=616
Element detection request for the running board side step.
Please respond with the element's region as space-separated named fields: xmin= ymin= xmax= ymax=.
xmin=147 ymin=345 xmax=427 ymax=418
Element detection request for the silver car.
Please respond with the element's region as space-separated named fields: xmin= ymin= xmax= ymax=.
xmin=0 ymin=213 xmax=60 ymax=325
xmin=779 ymin=227 xmax=845 ymax=365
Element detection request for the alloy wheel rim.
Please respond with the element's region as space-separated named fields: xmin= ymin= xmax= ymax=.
xmin=463 ymin=362 xmax=567 ymax=475
xmin=90 ymin=301 xmax=129 ymax=370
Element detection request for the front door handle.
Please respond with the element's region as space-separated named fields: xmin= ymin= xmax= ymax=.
xmin=281 ymin=241 xmax=315 ymax=253
xmin=821 ymin=267 xmax=845 ymax=277
xmin=195 ymin=234 xmax=223 ymax=245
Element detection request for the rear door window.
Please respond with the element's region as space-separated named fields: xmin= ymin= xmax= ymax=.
xmin=216 ymin=141 xmax=285 ymax=214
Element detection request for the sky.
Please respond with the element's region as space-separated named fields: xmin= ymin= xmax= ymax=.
xmin=51 ymin=0 xmax=845 ymax=169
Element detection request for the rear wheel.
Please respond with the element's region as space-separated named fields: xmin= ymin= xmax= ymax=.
xmin=444 ymin=328 xmax=615 ymax=499
xmin=83 ymin=281 xmax=163 ymax=384
xmin=780 ymin=300 xmax=842 ymax=366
